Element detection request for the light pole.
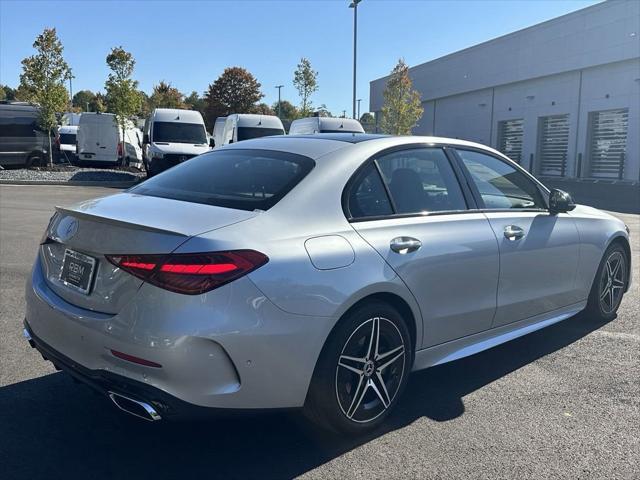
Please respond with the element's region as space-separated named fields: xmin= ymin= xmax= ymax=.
xmin=275 ymin=85 xmax=284 ymax=118
xmin=349 ymin=0 xmax=362 ymax=119
xmin=357 ymin=98 xmax=362 ymax=120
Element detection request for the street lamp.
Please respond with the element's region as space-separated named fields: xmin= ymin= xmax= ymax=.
xmin=349 ymin=0 xmax=362 ymax=119
xmin=275 ymin=85 xmax=284 ymax=119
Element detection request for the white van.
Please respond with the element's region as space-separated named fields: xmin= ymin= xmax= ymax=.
xmin=219 ymin=114 xmax=285 ymax=146
xmin=77 ymin=113 xmax=119 ymax=164
xmin=288 ymin=117 xmax=365 ymax=135
xmin=143 ymin=108 xmax=210 ymax=176
xmin=121 ymin=125 xmax=144 ymax=169
xmin=56 ymin=125 xmax=78 ymax=162
xmin=211 ymin=116 xmax=226 ymax=148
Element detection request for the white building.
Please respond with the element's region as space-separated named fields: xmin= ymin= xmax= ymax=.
xmin=370 ymin=0 xmax=639 ymax=208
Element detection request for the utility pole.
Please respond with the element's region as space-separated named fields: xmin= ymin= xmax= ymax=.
xmin=349 ymin=0 xmax=362 ymax=119
xmin=275 ymin=85 xmax=284 ymax=119
xmin=68 ymin=75 xmax=73 ymax=111
xmin=357 ymin=98 xmax=362 ymax=120
xmin=342 ymin=109 xmax=346 ymax=118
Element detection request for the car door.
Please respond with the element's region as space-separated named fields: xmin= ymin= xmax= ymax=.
xmin=347 ymin=146 xmax=500 ymax=348
xmin=454 ymin=148 xmax=581 ymax=327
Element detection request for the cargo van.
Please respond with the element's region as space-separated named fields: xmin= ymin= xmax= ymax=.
xmin=143 ymin=108 xmax=209 ymax=176
xmin=219 ymin=114 xmax=285 ymax=146
xmin=0 ymin=101 xmax=51 ymax=167
xmin=77 ymin=113 xmax=119 ymax=164
xmin=211 ymin=116 xmax=226 ymax=148
xmin=288 ymin=116 xmax=365 ymax=135
xmin=56 ymin=125 xmax=78 ymax=162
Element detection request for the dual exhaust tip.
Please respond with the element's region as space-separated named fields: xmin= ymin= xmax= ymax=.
xmin=108 ymin=392 xmax=162 ymax=421
xmin=24 ymin=328 xmax=161 ymax=422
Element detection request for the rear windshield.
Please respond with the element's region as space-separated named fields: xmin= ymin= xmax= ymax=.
xmin=320 ymin=129 xmax=362 ymax=134
xmin=153 ymin=121 xmax=207 ymax=144
xmin=237 ymin=127 xmax=284 ymax=141
xmin=130 ymin=149 xmax=315 ymax=211
xmin=59 ymin=133 xmax=76 ymax=145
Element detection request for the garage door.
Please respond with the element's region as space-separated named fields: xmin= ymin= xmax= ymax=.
xmin=497 ymin=119 xmax=523 ymax=164
xmin=588 ymin=109 xmax=628 ymax=179
xmin=537 ymin=114 xmax=570 ymax=177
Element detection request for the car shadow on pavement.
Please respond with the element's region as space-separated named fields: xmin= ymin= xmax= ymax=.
xmin=0 ymin=312 xmax=611 ymax=480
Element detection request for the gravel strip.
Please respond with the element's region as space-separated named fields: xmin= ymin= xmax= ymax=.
xmin=0 ymin=167 xmax=145 ymax=183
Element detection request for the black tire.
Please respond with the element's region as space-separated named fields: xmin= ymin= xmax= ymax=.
xmin=305 ymin=301 xmax=412 ymax=436
xmin=584 ymin=242 xmax=628 ymax=322
xmin=26 ymin=153 xmax=44 ymax=168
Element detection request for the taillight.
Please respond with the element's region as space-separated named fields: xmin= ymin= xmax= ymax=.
xmin=106 ymin=250 xmax=268 ymax=295
xmin=117 ymin=142 xmax=123 ymax=158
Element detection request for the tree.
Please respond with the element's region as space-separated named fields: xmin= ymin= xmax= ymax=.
xmin=18 ymin=28 xmax=72 ymax=166
xmin=380 ymin=59 xmax=423 ymax=135
xmin=185 ymin=91 xmax=204 ymax=111
xmin=92 ymin=92 xmax=107 ymax=113
xmin=293 ymin=57 xmax=318 ymax=117
xmin=271 ymin=99 xmax=298 ymax=121
xmin=72 ymin=90 xmax=95 ymax=111
xmin=359 ymin=112 xmax=374 ymax=124
xmin=204 ymin=67 xmax=264 ymax=126
xmin=104 ymin=46 xmax=142 ymax=164
xmin=0 ymin=84 xmax=17 ymax=101
xmin=149 ymin=80 xmax=184 ymax=109
xmin=253 ymin=103 xmax=274 ymax=115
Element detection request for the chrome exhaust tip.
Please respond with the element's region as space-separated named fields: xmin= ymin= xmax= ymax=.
xmin=108 ymin=392 xmax=162 ymax=422
xmin=23 ymin=328 xmax=35 ymax=348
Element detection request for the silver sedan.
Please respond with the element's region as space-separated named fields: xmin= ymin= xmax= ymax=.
xmin=24 ymin=134 xmax=631 ymax=434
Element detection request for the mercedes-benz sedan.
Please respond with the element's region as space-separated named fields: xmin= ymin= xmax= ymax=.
xmin=24 ymin=134 xmax=631 ymax=435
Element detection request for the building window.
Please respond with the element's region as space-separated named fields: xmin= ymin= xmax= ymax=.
xmin=588 ymin=109 xmax=629 ymax=180
xmin=497 ymin=119 xmax=524 ymax=164
xmin=537 ymin=114 xmax=570 ymax=177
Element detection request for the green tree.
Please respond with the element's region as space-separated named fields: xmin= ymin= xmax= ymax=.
xmin=72 ymin=90 xmax=95 ymax=111
xmin=293 ymin=57 xmax=318 ymax=117
xmin=92 ymin=92 xmax=107 ymax=113
xmin=253 ymin=102 xmax=274 ymax=115
xmin=18 ymin=28 xmax=72 ymax=166
xmin=271 ymin=99 xmax=298 ymax=121
xmin=185 ymin=90 xmax=205 ymax=111
xmin=380 ymin=59 xmax=423 ymax=135
xmin=149 ymin=80 xmax=185 ymax=109
xmin=104 ymin=46 xmax=142 ymax=163
xmin=204 ymin=67 xmax=264 ymax=124
xmin=0 ymin=84 xmax=17 ymax=101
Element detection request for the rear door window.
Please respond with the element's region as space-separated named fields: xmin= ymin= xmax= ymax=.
xmin=376 ymin=148 xmax=467 ymax=214
xmin=130 ymin=149 xmax=315 ymax=211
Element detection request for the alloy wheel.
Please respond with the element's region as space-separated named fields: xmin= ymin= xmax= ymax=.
xmin=335 ymin=316 xmax=406 ymax=423
xmin=599 ymin=250 xmax=626 ymax=314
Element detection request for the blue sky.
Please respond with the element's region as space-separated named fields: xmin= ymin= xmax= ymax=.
xmin=1 ymin=0 xmax=599 ymax=115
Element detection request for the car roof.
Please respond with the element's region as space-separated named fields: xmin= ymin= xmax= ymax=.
xmin=152 ymin=108 xmax=204 ymax=123
xmin=58 ymin=125 xmax=78 ymax=133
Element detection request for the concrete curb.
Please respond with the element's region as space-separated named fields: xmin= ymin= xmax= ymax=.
xmin=0 ymin=179 xmax=140 ymax=188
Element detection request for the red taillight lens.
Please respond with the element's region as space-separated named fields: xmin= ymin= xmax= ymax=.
xmin=117 ymin=142 xmax=123 ymax=158
xmin=106 ymin=250 xmax=268 ymax=295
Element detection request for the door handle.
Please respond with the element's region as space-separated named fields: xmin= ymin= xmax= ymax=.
xmin=504 ymin=225 xmax=525 ymax=241
xmin=390 ymin=236 xmax=422 ymax=254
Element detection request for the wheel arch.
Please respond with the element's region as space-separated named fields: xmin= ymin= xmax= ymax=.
xmin=607 ymin=234 xmax=632 ymax=292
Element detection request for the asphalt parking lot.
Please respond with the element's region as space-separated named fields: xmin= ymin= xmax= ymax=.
xmin=0 ymin=184 xmax=638 ymax=480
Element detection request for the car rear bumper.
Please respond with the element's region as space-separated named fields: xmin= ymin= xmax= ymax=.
xmin=25 ymin=255 xmax=335 ymax=412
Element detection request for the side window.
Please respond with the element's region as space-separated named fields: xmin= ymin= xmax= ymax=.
xmin=376 ymin=148 xmax=467 ymax=214
xmin=456 ymin=149 xmax=546 ymax=209
xmin=347 ymin=163 xmax=393 ymax=218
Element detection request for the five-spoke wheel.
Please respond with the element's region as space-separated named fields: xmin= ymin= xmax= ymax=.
xmin=305 ymin=301 xmax=411 ymax=435
xmin=586 ymin=243 xmax=628 ymax=321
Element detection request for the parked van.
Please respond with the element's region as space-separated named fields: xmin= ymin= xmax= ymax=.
xmin=77 ymin=113 xmax=119 ymax=164
xmin=143 ymin=108 xmax=209 ymax=176
xmin=56 ymin=125 xmax=78 ymax=162
xmin=121 ymin=125 xmax=144 ymax=169
xmin=288 ymin=116 xmax=365 ymax=135
xmin=219 ymin=114 xmax=285 ymax=146
xmin=211 ymin=116 xmax=226 ymax=148
xmin=0 ymin=101 xmax=52 ymax=167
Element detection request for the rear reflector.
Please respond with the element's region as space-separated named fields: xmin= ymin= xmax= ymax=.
xmin=110 ymin=349 xmax=162 ymax=368
xmin=106 ymin=250 xmax=268 ymax=295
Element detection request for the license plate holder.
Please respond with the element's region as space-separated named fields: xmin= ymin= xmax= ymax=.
xmin=60 ymin=249 xmax=96 ymax=295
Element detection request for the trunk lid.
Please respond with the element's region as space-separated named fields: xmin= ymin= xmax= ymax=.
xmin=41 ymin=192 xmax=257 ymax=314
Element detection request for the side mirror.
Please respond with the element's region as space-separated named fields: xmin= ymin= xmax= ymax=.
xmin=209 ymin=138 xmax=215 ymax=148
xmin=143 ymin=134 xmax=149 ymax=144
xmin=549 ymin=189 xmax=576 ymax=214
